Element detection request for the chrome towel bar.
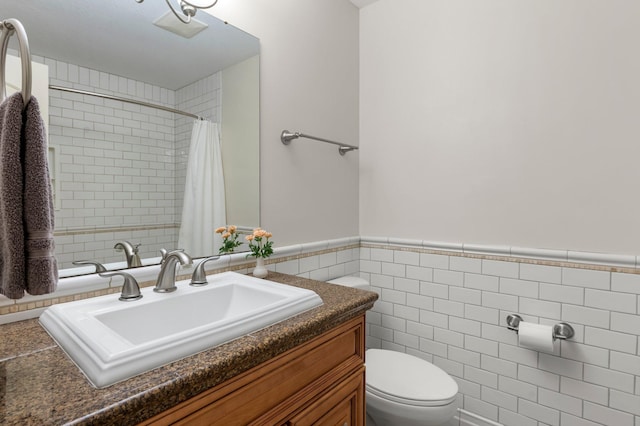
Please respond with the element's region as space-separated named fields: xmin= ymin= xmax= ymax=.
xmin=281 ymin=130 xmax=358 ymax=156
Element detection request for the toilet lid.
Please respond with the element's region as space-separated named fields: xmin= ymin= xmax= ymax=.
xmin=366 ymin=349 xmax=458 ymax=407
xmin=327 ymin=276 xmax=369 ymax=289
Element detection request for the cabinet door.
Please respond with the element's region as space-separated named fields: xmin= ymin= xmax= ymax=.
xmin=288 ymin=368 xmax=365 ymax=426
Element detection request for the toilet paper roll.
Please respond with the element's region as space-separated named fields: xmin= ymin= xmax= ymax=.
xmin=518 ymin=322 xmax=555 ymax=353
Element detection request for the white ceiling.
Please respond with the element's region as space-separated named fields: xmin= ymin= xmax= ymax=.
xmin=3 ymin=0 xmax=259 ymax=90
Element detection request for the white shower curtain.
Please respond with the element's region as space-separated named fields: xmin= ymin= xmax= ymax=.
xmin=178 ymin=120 xmax=226 ymax=258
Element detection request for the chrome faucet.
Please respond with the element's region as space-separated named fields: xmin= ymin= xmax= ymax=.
xmin=154 ymin=251 xmax=192 ymax=293
xmin=114 ymin=241 xmax=142 ymax=268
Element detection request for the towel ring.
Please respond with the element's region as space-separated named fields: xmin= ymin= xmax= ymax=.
xmin=0 ymin=18 xmax=32 ymax=108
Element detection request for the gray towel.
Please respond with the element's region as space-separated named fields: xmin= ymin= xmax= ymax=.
xmin=0 ymin=92 xmax=57 ymax=299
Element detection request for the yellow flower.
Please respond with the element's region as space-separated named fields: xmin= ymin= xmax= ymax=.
xmin=215 ymin=226 xmax=226 ymax=234
xmin=228 ymin=225 xmax=237 ymax=234
xmin=222 ymin=232 xmax=231 ymax=239
xmin=246 ymin=235 xmax=255 ymax=241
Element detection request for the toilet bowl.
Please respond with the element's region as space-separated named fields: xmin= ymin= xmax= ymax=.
xmin=327 ymin=276 xmax=459 ymax=426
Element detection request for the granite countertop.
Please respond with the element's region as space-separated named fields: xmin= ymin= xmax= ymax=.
xmin=0 ymin=272 xmax=377 ymax=426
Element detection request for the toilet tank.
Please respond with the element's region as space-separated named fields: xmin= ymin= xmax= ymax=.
xmin=327 ymin=276 xmax=370 ymax=290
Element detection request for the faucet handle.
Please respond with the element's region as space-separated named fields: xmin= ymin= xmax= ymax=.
xmin=130 ymin=243 xmax=143 ymax=268
xmin=72 ymin=260 xmax=107 ymax=273
xmin=190 ymin=256 xmax=221 ymax=286
xmin=99 ymin=271 xmax=143 ymax=301
xmin=160 ymin=248 xmax=184 ymax=263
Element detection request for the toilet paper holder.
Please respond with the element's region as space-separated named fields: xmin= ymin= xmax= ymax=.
xmin=506 ymin=314 xmax=575 ymax=341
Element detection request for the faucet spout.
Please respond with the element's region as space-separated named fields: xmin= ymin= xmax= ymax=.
xmin=114 ymin=241 xmax=136 ymax=268
xmin=154 ymin=251 xmax=192 ymax=293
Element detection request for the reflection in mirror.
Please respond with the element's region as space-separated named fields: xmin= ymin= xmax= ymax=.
xmin=4 ymin=0 xmax=260 ymax=278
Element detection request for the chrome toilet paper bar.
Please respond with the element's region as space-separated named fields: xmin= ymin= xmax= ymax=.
xmin=506 ymin=314 xmax=575 ymax=341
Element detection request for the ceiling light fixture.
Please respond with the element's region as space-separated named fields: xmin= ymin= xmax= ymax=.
xmin=135 ymin=0 xmax=219 ymax=24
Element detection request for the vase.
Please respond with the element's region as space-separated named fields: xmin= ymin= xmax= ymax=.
xmin=253 ymin=257 xmax=268 ymax=278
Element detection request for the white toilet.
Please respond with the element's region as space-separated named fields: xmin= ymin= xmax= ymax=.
xmin=328 ymin=276 xmax=459 ymax=426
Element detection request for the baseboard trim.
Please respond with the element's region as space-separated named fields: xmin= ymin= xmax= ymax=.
xmin=456 ymin=409 xmax=503 ymax=426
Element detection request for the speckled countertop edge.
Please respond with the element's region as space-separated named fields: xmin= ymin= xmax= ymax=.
xmin=0 ymin=272 xmax=377 ymax=426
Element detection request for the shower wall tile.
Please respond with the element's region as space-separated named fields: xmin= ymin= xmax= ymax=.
xmin=38 ymin=53 xmax=223 ymax=271
xmin=361 ymin=240 xmax=640 ymax=426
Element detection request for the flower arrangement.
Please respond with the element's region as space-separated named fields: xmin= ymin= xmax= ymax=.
xmin=216 ymin=225 xmax=242 ymax=254
xmin=246 ymin=227 xmax=274 ymax=259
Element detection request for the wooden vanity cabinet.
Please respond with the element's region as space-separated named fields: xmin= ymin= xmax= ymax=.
xmin=139 ymin=315 xmax=366 ymax=426
xmin=286 ymin=369 xmax=364 ymax=426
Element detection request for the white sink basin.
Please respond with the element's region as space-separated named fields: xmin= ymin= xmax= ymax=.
xmin=39 ymin=272 xmax=323 ymax=388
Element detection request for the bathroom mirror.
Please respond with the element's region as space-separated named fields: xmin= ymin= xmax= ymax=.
xmin=3 ymin=0 xmax=260 ymax=277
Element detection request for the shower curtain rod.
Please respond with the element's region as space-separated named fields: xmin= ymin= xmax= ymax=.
xmin=49 ymin=85 xmax=203 ymax=120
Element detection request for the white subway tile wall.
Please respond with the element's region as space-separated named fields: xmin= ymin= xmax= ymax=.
xmin=35 ymin=53 xmax=220 ymax=269
xmin=361 ymin=244 xmax=640 ymax=426
xmin=292 ymin=246 xmax=360 ymax=282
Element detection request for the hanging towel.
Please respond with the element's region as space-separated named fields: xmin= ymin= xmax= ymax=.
xmin=0 ymin=92 xmax=57 ymax=299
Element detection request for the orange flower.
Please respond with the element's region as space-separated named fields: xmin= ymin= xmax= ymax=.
xmin=222 ymin=232 xmax=231 ymax=239
xmin=254 ymin=229 xmax=267 ymax=238
xmin=228 ymin=225 xmax=237 ymax=234
xmin=215 ymin=226 xmax=226 ymax=234
xmin=265 ymin=232 xmax=272 ymax=238
xmin=246 ymin=235 xmax=255 ymax=241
